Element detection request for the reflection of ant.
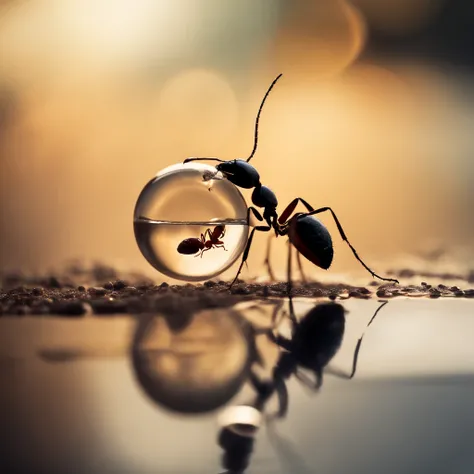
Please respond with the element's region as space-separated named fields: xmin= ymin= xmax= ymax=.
xmin=251 ymin=300 xmax=389 ymax=418
xmin=177 ymin=225 xmax=227 ymax=258
xmin=184 ymin=75 xmax=399 ymax=289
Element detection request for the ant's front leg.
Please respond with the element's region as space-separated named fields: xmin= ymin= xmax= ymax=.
xmin=230 ymin=207 xmax=271 ymax=288
xmin=195 ymin=247 xmax=211 ymax=258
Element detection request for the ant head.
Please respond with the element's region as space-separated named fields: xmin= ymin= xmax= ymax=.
xmin=216 ymin=160 xmax=260 ymax=189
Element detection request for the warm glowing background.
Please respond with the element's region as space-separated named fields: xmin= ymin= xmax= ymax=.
xmin=1 ymin=0 xmax=473 ymax=281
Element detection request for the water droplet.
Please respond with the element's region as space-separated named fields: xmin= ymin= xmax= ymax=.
xmin=134 ymin=163 xmax=248 ymax=281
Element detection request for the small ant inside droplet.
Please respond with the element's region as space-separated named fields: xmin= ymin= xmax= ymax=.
xmin=177 ymin=225 xmax=228 ymax=258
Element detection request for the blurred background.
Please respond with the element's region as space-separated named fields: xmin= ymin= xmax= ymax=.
xmin=1 ymin=0 xmax=473 ymax=281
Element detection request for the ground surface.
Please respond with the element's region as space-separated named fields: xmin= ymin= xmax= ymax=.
xmin=1 ymin=263 xmax=474 ymax=316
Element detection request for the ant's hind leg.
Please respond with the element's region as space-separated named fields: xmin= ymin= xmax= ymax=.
xmin=296 ymin=251 xmax=308 ymax=284
xmin=325 ymin=301 xmax=389 ymax=380
xmin=302 ymin=205 xmax=399 ymax=284
xmin=230 ymin=224 xmax=271 ymax=287
xmin=263 ymin=233 xmax=276 ymax=281
xmin=230 ymin=207 xmax=271 ymax=288
xmin=286 ymin=242 xmax=297 ymax=324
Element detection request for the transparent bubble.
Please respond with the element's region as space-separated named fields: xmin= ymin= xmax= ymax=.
xmin=134 ymin=163 xmax=248 ymax=281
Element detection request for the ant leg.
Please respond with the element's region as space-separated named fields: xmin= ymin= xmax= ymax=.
xmin=248 ymin=370 xmax=273 ymax=411
xmin=263 ymin=233 xmax=277 ymax=281
xmin=300 ymin=205 xmax=399 ymax=284
xmin=230 ymin=207 xmax=271 ymax=287
xmin=199 ymin=247 xmax=211 ymax=258
xmin=286 ymin=242 xmax=297 ymax=323
xmin=183 ymin=157 xmax=224 ymax=164
xmin=278 ymin=197 xmax=314 ymax=225
xmin=274 ymin=377 xmax=289 ymax=419
xmin=295 ymin=368 xmax=323 ymax=391
xmin=230 ymin=224 xmax=271 ymax=287
xmin=325 ymin=301 xmax=389 ymax=380
xmin=270 ymin=300 xmax=286 ymax=328
xmin=296 ymin=251 xmax=308 ymax=283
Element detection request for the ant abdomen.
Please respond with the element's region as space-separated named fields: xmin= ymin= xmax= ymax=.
xmin=177 ymin=238 xmax=203 ymax=255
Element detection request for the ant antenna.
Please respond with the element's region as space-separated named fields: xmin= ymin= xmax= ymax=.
xmin=247 ymin=73 xmax=283 ymax=163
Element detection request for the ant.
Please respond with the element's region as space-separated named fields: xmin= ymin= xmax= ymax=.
xmin=183 ymin=74 xmax=399 ymax=290
xmin=250 ymin=300 xmax=389 ymax=419
xmin=177 ymin=225 xmax=227 ymax=258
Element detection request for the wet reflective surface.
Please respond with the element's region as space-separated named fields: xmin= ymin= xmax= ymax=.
xmin=1 ymin=299 xmax=474 ymax=474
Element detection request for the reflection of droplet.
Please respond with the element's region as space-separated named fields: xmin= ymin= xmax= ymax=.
xmin=134 ymin=163 xmax=248 ymax=281
xmin=131 ymin=310 xmax=254 ymax=413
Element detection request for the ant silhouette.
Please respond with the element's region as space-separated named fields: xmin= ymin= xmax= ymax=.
xmin=183 ymin=74 xmax=399 ymax=290
xmin=250 ymin=300 xmax=389 ymax=419
xmin=177 ymin=225 xmax=227 ymax=258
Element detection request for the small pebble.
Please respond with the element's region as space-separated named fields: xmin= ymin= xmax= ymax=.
xmin=159 ymin=282 xmax=169 ymax=289
xmin=103 ymin=282 xmax=114 ymax=290
xmin=204 ymin=281 xmax=216 ymax=288
xmin=32 ymin=287 xmax=44 ymax=296
xmin=230 ymin=285 xmax=250 ymax=295
xmin=429 ymin=288 xmax=441 ymax=298
xmin=113 ymin=280 xmax=128 ymax=290
xmin=88 ymin=287 xmax=107 ymax=296
xmin=123 ymin=286 xmax=138 ymax=294
xmin=77 ymin=285 xmax=86 ymax=292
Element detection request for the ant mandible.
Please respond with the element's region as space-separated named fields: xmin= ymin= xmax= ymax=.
xmin=183 ymin=74 xmax=399 ymax=290
xmin=177 ymin=225 xmax=227 ymax=258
